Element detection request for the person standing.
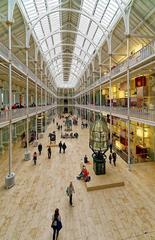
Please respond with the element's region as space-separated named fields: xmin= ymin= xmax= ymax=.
xmin=48 ymin=146 xmax=51 ymax=159
xmin=38 ymin=143 xmax=42 ymax=155
xmin=109 ymin=143 xmax=113 ymax=153
xmin=58 ymin=141 xmax=63 ymax=153
xmin=112 ymin=152 xmax=117 ymax=166
xmin=51 ymin=208 xmax=62 ymax=240
xmin=109 ymin=153 xmax=112 ymax=164
xmin=84 ymin=155 xmax=88 ymax=163
xmin=66 ymin=182 xmax=75 ymax=206
xmin=62 ymin=142 xmax=67 ymax=153
xmin=33 ymin=152 xmax=37 ymax=165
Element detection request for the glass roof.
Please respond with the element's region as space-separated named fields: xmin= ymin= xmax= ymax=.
xmin=19 ymin=0 xmax=130 ymax=88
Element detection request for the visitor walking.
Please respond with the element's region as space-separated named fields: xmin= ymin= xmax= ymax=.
xmin=58 ymin=141 xmax=63 ymax=153
xmin=109 ymin=153 xmax=112 ymax=164
xmin=51 ymin=208 xmax=62 ymax=240
xmin=62 ymin=142 xmax=67 ymax=153
xmin=48 ymin=146 xmax=51 ymax=159
xmin=112 ymin=152 xmax=117 ymax=166
xmin=38 ymin=143 xmax=42 ymax=155
xmin=66 ymin=182 xmax=75 ymax=206
xmin=33 ymin=152 xmax=37 ymax=165
xmin=109 ymin=143 xmax=113 ymax=153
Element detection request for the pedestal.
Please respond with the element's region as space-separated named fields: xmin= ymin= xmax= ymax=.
xmin=5 ymin=172 xmax=15 ymax=189
xmin=33 ymin=140 xmax=38 ymax=147
xmin=93 ymin=156 xmax=106 ymax=175
xmin=24 ymin=151 xmax=31 ymax=161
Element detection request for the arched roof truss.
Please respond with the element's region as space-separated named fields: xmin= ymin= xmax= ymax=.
xmin=18 ymin=0 xmax=131 ymax=87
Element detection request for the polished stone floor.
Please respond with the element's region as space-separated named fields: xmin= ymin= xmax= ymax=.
xmin=0 ymin=119 xmax=155 ymax=240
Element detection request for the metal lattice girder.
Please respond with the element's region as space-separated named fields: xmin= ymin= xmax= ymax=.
xmin=44 ymin=43 xmax=91 ymax=58
xmin=19 ymin=0 xmax=132 ymax=87
xmin=55 ymin=71 xmax=79 ymax=80
xmin=26 ymin=8 xmax=109 ymax=46
xmin=38 ymin=30 xmax=97 ymax=49
xmin=46 ymin=53 xmax=87 ymax=67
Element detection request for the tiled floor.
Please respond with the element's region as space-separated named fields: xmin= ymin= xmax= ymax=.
xmin=0 ymin=119 xmax=155 ymax=240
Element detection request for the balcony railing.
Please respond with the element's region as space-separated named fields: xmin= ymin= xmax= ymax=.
xmin=75 ymin=104 xmax=155 ymax=123
xmin=75 ymin=39 xmax=155 ymax=97
xmin=0 ymin=42 xmax=55 ymax=96
xmin=0 ymin=105 xmax=57 ymax=126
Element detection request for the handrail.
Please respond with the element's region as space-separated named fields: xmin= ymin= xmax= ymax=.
xmin=75 ymin=39 xmax=155 ymax=97
xmin=0 ymin=105 xmax=57 ymax=127
xmin=75 ymin=104 xmax=155 ymax=123
xmin=0 ymin=42 xmax=56 ymax=97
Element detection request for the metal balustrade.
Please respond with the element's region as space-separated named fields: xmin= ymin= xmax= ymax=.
xmin=75 ymin=39 xmax=155 ymax=98
xmin=75 ymin=104 xmax=155 ymax=123
xmin=0 ymin=105 xmax=57 ymax=127
xmin=0 ymin=42 xmax=55 ymax=96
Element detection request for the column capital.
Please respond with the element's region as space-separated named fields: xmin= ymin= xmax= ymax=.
xmin=6 ymin=20 xmax=13 ymax=26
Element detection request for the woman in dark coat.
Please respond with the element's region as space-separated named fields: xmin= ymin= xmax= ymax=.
xmin=51 ymin=208 xmax=62 ymax=240
xmin=62 ymin=143 xmax=67 ymax=153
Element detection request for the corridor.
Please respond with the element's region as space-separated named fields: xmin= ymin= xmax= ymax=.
xmin=0 ymin=119 xmax=155 ymax=240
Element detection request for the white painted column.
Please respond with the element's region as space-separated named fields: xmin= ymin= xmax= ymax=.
xmin=24 ymin=39 xmax=31 ymax=160
xmin=5 ymin=22 xmax=15 ymax=188
xmin=34 ymin=52 xmax=38 ymax=147
xmin=107 ymin=34 xmax=113 ymax=145
xmin=127 ymin=34 xmax=131 ymax=171
xmin=40 ymin=59 xmax=43 ymax=133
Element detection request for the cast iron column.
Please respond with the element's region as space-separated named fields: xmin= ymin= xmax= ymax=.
xmin=5 ymin=22 xmax=15 ymax=188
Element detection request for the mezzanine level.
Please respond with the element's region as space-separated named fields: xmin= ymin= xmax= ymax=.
xmin=75 ymin=40 xmax=155 ymax=97
xmin=0 ymin=104 xmax=57 ymax=129
xmin=0 ymin=42 xmax=57 ymax=97
xmin=75 ymin=104 xmax=155 ymax=126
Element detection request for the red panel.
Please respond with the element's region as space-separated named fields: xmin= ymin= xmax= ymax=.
xmin=135 ymin=76 xmax=146 ymax=87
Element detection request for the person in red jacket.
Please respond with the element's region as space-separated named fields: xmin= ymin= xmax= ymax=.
xmin=77 ymin=166 xmax=90 ymax=181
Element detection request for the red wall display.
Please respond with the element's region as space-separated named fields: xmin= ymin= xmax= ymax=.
xmin=135 ymin=76 xmax=146 ymax=87
xmin=120 ymin=136 xmax=128 ymax=146
xmin=136 ymin=145 xmax=147 ymax=158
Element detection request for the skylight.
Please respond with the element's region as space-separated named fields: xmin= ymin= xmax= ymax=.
xmin=19 ymin=0 xmax=130 ymax=88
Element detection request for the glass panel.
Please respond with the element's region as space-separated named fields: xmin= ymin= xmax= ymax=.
xmin=20 ymin=0 xmax=130 ymax=87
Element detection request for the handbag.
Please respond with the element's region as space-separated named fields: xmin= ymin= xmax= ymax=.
xmin=57 ymin=220 xmax=62 ymax=231
xmin=51 ymin=220 xmax=57 ymax=229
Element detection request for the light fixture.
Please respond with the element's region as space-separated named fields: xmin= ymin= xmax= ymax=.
xmin=89 ymin=116 xmax=109 ymax=175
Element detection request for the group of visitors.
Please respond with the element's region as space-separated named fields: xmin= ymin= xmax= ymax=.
xmin=81 ymin=121 xmax=88 ymax=128
xmin=58 ymin=141 xmax=67 ymax=153
xmin=56 ymin=122 xmax=63 ymax=130
xmin=61 ymin=132 xmax=79 ymax=139
xmin=32 ymin=143 xmax=52 ymax=165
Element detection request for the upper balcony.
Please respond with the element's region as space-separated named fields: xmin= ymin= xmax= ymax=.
xmin=75 ymin=40 xmax=155 ymax=97
xmin=0 ymin=104 xmax=57 ymax=129
xmin=0 ymin=42 xmax=56 ymax=97
xmin=75 ymin=104 xmax=155 ymax=126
